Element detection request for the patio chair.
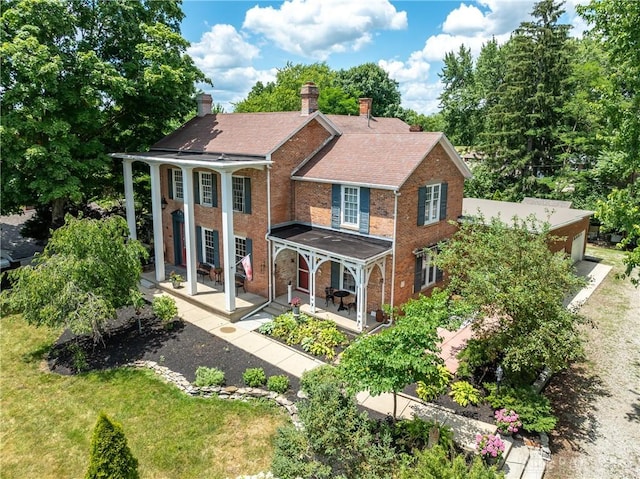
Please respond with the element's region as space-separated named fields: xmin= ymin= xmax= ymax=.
xmin=325 ymin=287 xmax=335 ymax=307
xmin=235 ymin=274 xmax=246 ymax=295
xmin=347 ymin=295 xmax=357 ymax=315
xmin=197 ymin=263 xmax=213 ymax=283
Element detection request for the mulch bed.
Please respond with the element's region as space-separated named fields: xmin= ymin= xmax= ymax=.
xmin=47 ymin=305 xmax=300 ymax=401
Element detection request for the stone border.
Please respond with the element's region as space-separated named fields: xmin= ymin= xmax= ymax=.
xmin=128 ymin=360 xmax=301 ymax=428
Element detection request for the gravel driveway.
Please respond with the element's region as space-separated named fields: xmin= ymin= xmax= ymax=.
xmin=545 ymin=247 xmax=640 ymax=479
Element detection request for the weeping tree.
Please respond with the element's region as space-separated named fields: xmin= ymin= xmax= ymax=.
xmin=2 ymin=215 xmax=147 ymax=341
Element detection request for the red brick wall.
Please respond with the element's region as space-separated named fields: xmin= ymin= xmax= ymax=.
xmin=271 ymin=120 xmax=332 ymax=225
xmin=393 ymin=143 xmax=466 ymax=306
xmin=549 ymin=217 xmax=591 ymax=256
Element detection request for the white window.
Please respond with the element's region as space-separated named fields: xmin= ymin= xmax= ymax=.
xmin=342 ymin=186 xmax=359 ymax=226
xmin=341 ymin=266 xmax=356 ymax=293
xmin=200 ymin=172 xmax=213 ymax=206
xmin=235 ymin=236 xmax=247 ymax=266
xmin=232 ymin=176 xmax=245 ymax=212
xmin=202 ymin=228 xmax=216 ymax=265
xmin=423 ymin=184 xmax=441 ymax=225
xmin=421 ymin=247 xmax=439 ymax=288
xmin=173 ymin=169 xmax=184 ymax=200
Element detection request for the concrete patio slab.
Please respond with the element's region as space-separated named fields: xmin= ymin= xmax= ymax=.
xmin=250 ymin=341 xmax=300 ymax=366
xmin=228 ymin=331 xmax=276 ymax=355
xmin=275 ymin=354 xmax=324 ymax=378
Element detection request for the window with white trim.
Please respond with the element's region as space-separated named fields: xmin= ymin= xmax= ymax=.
xmin=232 ymin=176 xmax=245 ymax=212
xmin=341 ymin=185 xmax=359 ymax=226
xmin=235 ymin=236 xmax=247 ymax=266
xmin=421 ymin=247 xmax=439 ymax=288
xmin=200 ymin=228 xmax=216 ymax=264
xmin=173 ymin=168 xmax=184 ymax=200
xmin=423 ymin=184 xmax=441 ymax=225
xmin=341 ymin=266 xmax=356 ymax=293
xmin=200 ymin=172 xmax=213 ymax=206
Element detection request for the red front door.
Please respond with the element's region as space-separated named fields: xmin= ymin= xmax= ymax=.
xmin=298 ymin=255 xmax=309 ymax=292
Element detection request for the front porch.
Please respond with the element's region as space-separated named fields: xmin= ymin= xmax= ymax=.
xmin=141 ymin=265 xmax=373 ymax=333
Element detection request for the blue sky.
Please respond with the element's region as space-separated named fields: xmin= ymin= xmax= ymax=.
xmin=180 ymin=0 xmax=588 ymax=115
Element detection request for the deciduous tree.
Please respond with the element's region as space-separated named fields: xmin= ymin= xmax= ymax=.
xmin=1 ymin=0 xmax=208 ymax=226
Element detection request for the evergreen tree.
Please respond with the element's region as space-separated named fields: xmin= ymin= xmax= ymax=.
xmin=482 ymin=0 xmax=573 ymax=199
xmin=86 ymin=413 xmax=139 ymax=479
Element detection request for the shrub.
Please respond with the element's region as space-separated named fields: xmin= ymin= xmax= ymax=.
xmin=243 ymin=367 xmax=267 ymax=387
xmin=68 ymin=342 xmax=89 ymax=373
xmin=267 ymin=375 xmax=290 ymax=394
xmin=194 ymin=366 xmax=225 ymax=387
xmin=152 ymin=295 xmax=178 ymax=326
xmin=449 ymin=380 xmax=481 ymax=407
xmin=86 ymin=412 xmax=139 ymax=479
xmin=397 ymin=445 xmax=503 ymax=478
xmin=257 ymin=320 xmax=275 ymax=335
xmin=485 ymin=383 xmax=557 ymax=433
xmin=300 ymin=365 xmax=343 ymax=396
xmin=416 ymin=364 xmax=452 ymax=402
xmin=388 ymin=417 xmax=454 ymax=454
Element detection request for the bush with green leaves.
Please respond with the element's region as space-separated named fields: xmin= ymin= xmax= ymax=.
xmin=261 ymin=313 xmax=348 ymax=360
xmin=449 ymin=381 xmax=481 ymax=407
xmin=243 ymin=368 xmax=267 ymax=387
xmin=300 ymin=364 xmax=343 ymax=396
xmin=416 ymin=364 xmax=452 ymax=402
xmin=267 ymin=375 xmax=290 ymax=394
xmin=272 ymin=367 xmax=395 ymax=479
xmin=484 ymin=383 xmax=557 ymax=433
xmin=397 ymin=445 xmax=503 ymax=478
xmin=86 ymin=412 xmax=139 ymax=479
xmin=381 ymin=417 xmax=454 ymax=454
xmin=152 ymin=295 xmax=178 ymax=326
xmin=194 ymin=366 xmax=225 ymax=387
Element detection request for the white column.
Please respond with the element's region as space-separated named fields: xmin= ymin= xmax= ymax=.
xmin=220 ymin=171 xmax=236 ymax=311
xmin=356 ymin=267 xmax=366 ymax=331
xmin=149 ymin=163 xmax=165 ymax=282
xmin=182 ymin=167 xmax=198 ymax=296
xmin=309 ymin=254 xmax=317 ymax=313
xmin=122 ymin=159 xmax=137 ymax=240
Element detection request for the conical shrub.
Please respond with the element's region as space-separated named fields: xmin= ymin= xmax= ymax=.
xmin=86 ymin=412 xmax=139 ymax=479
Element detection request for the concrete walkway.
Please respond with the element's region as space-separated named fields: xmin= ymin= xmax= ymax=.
xmin=140 ymin=283 xmax=496 ymax=449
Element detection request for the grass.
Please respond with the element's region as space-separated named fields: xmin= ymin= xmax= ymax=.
xmin=0 ymin=315 xmax=287 ymax=478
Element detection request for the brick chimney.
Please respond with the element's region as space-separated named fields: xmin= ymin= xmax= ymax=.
xmin=409 ymin=124 xmax=423 ymax=132
xmin=300 ymin=81 xmax=319 ymax=116
xmin=359 ymin=98 xmax=373 ymax=117
xmin=196 ymin=93 xmax=213 ymax=117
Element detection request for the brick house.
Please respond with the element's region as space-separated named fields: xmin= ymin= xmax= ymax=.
xmin=112 ymin=83 xmax=472 ymax=331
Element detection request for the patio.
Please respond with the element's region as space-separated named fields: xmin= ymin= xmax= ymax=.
xmin=141 ymin=265 xmax=371 ymax=332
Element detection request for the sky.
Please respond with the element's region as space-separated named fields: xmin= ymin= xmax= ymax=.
xmin=180 ymin=0 xmax=589 ymax=115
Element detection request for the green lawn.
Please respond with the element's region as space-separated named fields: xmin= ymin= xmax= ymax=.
xmin=0 ymin=315 xmax=287 ymax=478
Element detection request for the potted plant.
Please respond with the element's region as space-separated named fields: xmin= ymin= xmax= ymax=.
xmin=169 ymin=271 xmax=184 ymax=288
xmin=291 ymin=297 xmax=301 ymax=315
xmin=494 ymin=409 xmax=522 ymax=436
xmin=475 ymin=433 xmax=505 ymax=465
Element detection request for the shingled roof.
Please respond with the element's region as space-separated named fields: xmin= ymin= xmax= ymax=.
xmin=151 ymin=111 xmax=337 ymax=157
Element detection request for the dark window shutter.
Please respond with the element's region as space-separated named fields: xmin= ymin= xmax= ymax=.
xmin=414 ymin=255 xmax=423 ymax=293
xmin=246 ymin=238 xmax=253 ymax=258
xmin=213 ymin=230 xmax=220 ymax=267
xmin=417 ymin=186 xmax=426 ymax=226
xmin=439 ymin=182 xmax=448 ymax=221
xmin=193 ymin=172 xmax=200 ymax=205
xmin=168 ymin=169 xmax=174 ymax=199
xmin=244 ymin=177 xmax=251 ymax=214
xmin=172 ymin=213 xmax=181 ymax=265
xmin=330 ymin=261 xmax=340 ymax=289
xmin=359 ymin=187 xmax=370 ymax=234
xmin=212 ymin=173 xmax=218 ymax=208
xmin=331 ymin=184 xmax=341 ymax=229
xmin=436 ymin=266 xmax=444 ymax=283
xmin=196 ymin=226 xmax=203 ymax=263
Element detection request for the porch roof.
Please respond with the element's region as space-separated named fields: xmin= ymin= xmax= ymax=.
xmin=268 ymin=224 xmax=392 ymax=262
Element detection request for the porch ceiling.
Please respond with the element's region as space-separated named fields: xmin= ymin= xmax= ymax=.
xmin=269 ymin=224 xmax=392 ymax=261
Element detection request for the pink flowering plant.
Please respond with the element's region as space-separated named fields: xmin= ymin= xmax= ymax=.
xmin=475 ymin=433 xmax=505 ymax=461
xmin=495 ymin=408 xmax=522 ymax=434
xmin=291 ymin=297 xmax=301 ymax=307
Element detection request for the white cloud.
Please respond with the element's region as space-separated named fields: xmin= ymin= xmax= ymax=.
xmin=187 ymin=24 xmax=275 ymax=111
xmin=242 ymin=0 xmax=407 ymax=60
xmin=442 ymin=3 xmax=489 ymax=34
